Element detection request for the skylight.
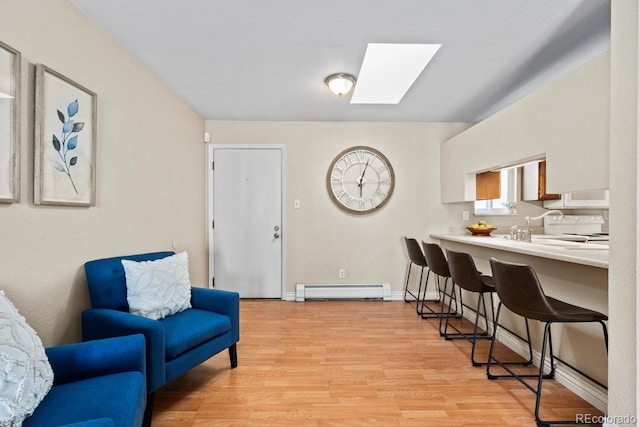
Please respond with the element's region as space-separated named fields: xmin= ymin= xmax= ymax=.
xmin=350 ymin=43 xmax=441 ymax=104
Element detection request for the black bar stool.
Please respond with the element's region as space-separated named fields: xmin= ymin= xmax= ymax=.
xmin=443 ymin=249 xmax=496 ymax=366
xmin=445 ymin=249 xmax=534 ymax=367
xmin=488 ymin=257 xmax=608 ymax=427
xmin=402 ymin=237 xmax=430 ymax=315
xmin=420 ymin=243 xmax=461 ymax=328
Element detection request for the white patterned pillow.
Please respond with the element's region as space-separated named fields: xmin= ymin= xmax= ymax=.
xmin=0 ymin=290 xmax=53 ymax=426
xmin=122 ymin=252 xmax=193 ymax=320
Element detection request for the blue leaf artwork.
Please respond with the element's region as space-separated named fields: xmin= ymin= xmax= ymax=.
xmin=52 ymin=99 xmax=84 ymax=194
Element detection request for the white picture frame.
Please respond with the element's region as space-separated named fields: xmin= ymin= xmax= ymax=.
xmin=0 ymin=40 xmax=21 ymax=203
xmin=34 ymin=64 xmax=97 ymax=206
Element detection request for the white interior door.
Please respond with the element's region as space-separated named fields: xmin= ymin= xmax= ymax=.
xmin=209 ymin=146 xmax=283 ymax=298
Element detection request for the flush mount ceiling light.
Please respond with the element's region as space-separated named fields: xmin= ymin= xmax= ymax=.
xmin=325 ymin=73 xmax=357 ymax=97
xmin=351 ymin=43 xmax=442 ymax=104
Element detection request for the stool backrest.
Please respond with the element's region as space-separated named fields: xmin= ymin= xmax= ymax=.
xmin=422 ymin=243 xmax=450 ymax=278
xmin=446 ymin=249 xmax=487 ymax=293
xmin=404 ymin=237 xmax=427 ymax=268
xmin=489 ymin=257 xmax=557 ymax=321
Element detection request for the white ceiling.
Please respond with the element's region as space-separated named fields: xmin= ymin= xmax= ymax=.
xmin=70 ymin=0 xmax=610 ymax=122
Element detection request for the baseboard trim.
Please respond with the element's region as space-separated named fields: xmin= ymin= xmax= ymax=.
xmin=295 ymin=283 xmax=392 ymax=301
xmin=286 ymin=291 xmax=411 ymax=302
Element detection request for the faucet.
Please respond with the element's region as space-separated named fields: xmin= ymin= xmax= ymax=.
xmin=523 ymin=210 xmax=564 ymax=242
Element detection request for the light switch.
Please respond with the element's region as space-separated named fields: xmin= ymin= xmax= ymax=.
xmin=294 ymin=199 xmax=301 ymax=209
xmin=462 ymin=211 xmax=469 ymax=221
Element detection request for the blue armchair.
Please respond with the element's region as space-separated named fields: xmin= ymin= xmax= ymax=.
xmin=23 ymin=334 xmax=147 ymax=427
xmin=81 ymin=252 xmax=240 ymax=398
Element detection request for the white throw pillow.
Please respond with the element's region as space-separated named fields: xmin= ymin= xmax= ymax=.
xmin=122 ymin=252 xmax=193 ymax=320
xmin=0 ymin=290 xmax=53 ymax=426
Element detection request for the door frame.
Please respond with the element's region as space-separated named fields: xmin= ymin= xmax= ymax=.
xmin=207 ymin=144 xmax=287 ymax=299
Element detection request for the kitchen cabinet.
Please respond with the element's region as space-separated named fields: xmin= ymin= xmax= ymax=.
xmin=543 ymin=189 xmax=609 ymax=209
xmin=475 ymin=171 xmax=500 ymax=200
xmin=440 ymin=53 xmax=609 ymax=204
xmin=522 ymin=161 xmax=561 ymax=201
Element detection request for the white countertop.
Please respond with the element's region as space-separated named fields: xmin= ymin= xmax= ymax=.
xmin=430 ymin=233 xmax=609 ymax=269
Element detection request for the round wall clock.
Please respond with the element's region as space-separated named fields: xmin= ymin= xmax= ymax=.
xmin=326 ymin=146 xmax=395 ymax=214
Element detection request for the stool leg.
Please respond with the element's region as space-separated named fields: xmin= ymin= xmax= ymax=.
xmin=404 ymin=261 xmax=424 ymax=307
xmin=487 ymin=304 xmax=539 ymax=380
xmin=452 ymin=280 xmax=463 ymax=319
xmin=600 ymin=320 xmax=608 ymax=351
xmin=486 ymin=302 xmax=502 ymax=378
xmin=419 ymin=270 xmax=445 ymax=318
xmin=404 ymin=261 xmax=416 ymax=302
xmin=480 ymin=293 xmax=491 ymax=335
xmin=440 ymin=286 xmax=494 ymax=366
xmin=414 ymin=266 xmax=425 ymax=314
xmin=545 ymin=322 xmax=556 ymax=379
xmin=534 ymin=322 xmax=552 ymax=426
xmin=534 ymin=320 xmax=608 ymax=426
xmin=469 ymin=292 xmax=495 ymax=366
xmin=523 ymin=317 xmax=534 ymax=366
xmin=420 ymin=273 xmax=448 ymax=319
xmin=470 ymin=292 xmax=486 ymax=366
xmin=534 ymin=321 xmax=563 ymax=427
xmin=441 ymin=279 xmax=453 ymax=336
xmin=438 ymin=277 xmax=453 ymax=334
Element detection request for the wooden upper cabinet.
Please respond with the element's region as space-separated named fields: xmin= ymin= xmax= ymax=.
xmin=521 ymin=161 xmax=561 ymax=201
xmin=475 ymin=171 xmax=501 ymax=200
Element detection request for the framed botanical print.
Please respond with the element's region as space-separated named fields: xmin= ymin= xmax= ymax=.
xmin=0 ymin=40 xmax=21 ymax=203
xmin=34 ymin=64 xmax=97 ymax=206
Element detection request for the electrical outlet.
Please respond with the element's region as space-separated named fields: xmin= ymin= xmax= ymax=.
xmin=462 ymin=211 xmax=469 ymax=221
xmin=338 ymin=268 xmax=346 ymax=279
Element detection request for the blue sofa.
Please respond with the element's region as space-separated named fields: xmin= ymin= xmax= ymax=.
xmin=81 ymin=251 xmax=240 ymax=397
xmin=23 ymin=334 xmax=147 ymax=427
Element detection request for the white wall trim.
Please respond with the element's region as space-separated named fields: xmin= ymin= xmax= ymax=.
xmin=287 ymin=290 xmax=407 ymax=301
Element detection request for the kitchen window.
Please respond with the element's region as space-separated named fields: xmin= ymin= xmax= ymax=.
xmin=474 ymin=167 xmax=517 ymax=215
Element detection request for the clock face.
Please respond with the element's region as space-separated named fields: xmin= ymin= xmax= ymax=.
xmin=326 ymin=146 xmax=395 ymax=214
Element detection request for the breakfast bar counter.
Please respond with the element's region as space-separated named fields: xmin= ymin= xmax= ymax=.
xmin=430 ymin=233 xmax=608 ymax=269
xmin=428 ymin=232 xmax=609 ymax=410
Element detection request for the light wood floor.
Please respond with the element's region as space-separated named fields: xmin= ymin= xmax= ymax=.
xmin=153 ymin=300 xmax=604 ymax=426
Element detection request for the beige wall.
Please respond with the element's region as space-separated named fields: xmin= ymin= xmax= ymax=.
xmin=0 ymin=0 xmax=207 ymax=346
xmin=609 ymin=0 xmax=638 ymax=421
xmin=441 ymin=52 xmax=610 ymax=203
xmin=205 ymin=121 xmax=471 ymax=295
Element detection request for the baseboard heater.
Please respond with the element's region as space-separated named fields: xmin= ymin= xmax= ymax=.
xmin=296 ymin=283 xmax=392 ymax=301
